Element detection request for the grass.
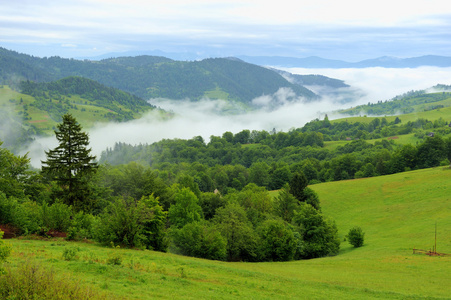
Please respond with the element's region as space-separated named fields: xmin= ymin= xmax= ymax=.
xmin=4 ymin=167 xmax=450 ymax=299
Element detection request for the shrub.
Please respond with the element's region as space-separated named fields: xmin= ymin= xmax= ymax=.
xmin=62 ymin=247 xmax=80 ymax=261
xmin=170 ymin=221 xmax=227 ymax=261
xmin=0 ymin=260 xmax=117 ymax=299
xmin=346 ymin=226 xmax=365 ymax=248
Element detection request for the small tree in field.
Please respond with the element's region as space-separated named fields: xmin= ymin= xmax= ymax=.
xmin=41 ymin=114 xmax=97 ymax=212
xmin=346 ymin=226 xmax=365 ymax=248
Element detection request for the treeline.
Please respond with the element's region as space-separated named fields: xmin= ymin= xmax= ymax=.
xmin=340 ymin=89 xmax=451 ymax=116
xmin=0 ymin=138 xmax=339 ymax=262
xmin=19 ymin=76 xmax=154 ymax=121
xmin=100 ymin=118 xmax=451 ymax=192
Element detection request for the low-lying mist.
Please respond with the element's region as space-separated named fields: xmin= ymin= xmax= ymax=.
xmin=22 ymin=66 xmax=451 ymax=167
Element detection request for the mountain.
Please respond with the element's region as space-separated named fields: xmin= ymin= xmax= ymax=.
xmin=0 ymin=47 xmax=323 ymax=104
xmin=237 ymin=55 xmax=451 ymax=68
xmin=0 ymin=47 xmax=359 ymax=106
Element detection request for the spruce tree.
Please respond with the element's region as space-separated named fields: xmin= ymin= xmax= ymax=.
xmin=41 ymin=114 xmax=97 ymax=211
xmin=289 ymin=171 xmax=308 ymax=202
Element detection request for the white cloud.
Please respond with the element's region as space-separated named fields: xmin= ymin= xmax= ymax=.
xmin=1 ymin=0 xmax=451 ymax=59
xmin=284 ymin=66 xmax=451 ymax=105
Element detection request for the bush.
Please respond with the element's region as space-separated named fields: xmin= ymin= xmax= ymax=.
xmin=0 ymin=260 xmax=117 ymax=299
xmin=62 ymin=247 xmax=80 ymax=261
xmin=170 ymin=221 xmax=227 ymax=261
xmin=346 ymin=226 xmax=365 ymax=248
xmin=93 ymin=195 xmax=167 ymax=250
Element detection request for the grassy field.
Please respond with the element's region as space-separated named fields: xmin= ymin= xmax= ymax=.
xmin=4 ymin=167 xmax=450 ymax=299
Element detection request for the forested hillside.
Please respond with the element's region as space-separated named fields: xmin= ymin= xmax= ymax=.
xmin=19 ymin=76 xmax=154 ymax=120
xmin=339 ymin=86 xmax=451 ymax=116
xmin=0 ymin=47 xmax=344 ymax=104
xmin=0 ymin=77 xmax=157 ymax=151
xmin=100 ymin=112 xmax=451 ymax=193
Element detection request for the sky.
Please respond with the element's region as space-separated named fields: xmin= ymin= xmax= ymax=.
xmin=1 ymin=0 xmax=451 ymax=61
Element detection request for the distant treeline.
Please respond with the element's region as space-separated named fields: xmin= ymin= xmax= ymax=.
xmin=100 ymin=117 xmax=451 ymax=192
xmin=340 ymin=89 xmax=451 ymax=116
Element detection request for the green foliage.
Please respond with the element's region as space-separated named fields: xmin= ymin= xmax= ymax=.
xmin=62 ymin=247 xmax=80 ymax=261
xmin=66 ymin=211 xmax=95 ymax=241
xmin=292 ymin=203 xmax=340 ymax=259
xmin=213 ymin=203 xmax=259 ymax=261
xmin=0 ymin=140 xmax=32 ymax=199
xmin=0 ymin=260 xmax=116 ymax=299
xmin=346 ymin=226 xmax=365 ymax=248
xmin=274 ymin=184 xmax=299 ymax=222
xmin=94 ymin=195 xmax=167 ymax=250
xmin=41 ymin=114 xmax=98 ymax=211
xmin=0 ymin=193 xmax=42 ymax=234
xmin=170 ymin=221 xmax=227 ymax=261
xmin=168 ymin=188 xmax=203 ymax=229
xmin=41 ymin=201 xmax=73 ymax=232
xmin=257 ymin=219 xmax=297 ymax=262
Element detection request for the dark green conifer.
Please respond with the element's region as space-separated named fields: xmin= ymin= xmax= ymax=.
xmin=41 ymin=114 xmax=97 ymax=211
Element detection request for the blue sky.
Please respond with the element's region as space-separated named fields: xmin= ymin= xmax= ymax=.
xmin=1 ymin=0 xmax=451 ymax=60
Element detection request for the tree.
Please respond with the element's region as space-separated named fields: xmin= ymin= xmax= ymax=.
xmin=168 ymin=187 xmax=203 ymax=229
xmin=289 ymin=171 xmax=308 ymax=202
xmin=275 ymin=184 xmax=298 ymax=223
xmin=346 ymin=226 xmax=365 ymax=248
xmin=41 ymin=114 xmax=97 ymax=211
xmin=292 ymin=203 xmax=340 ymax=259
xmin=0 ymin=140 xmax=32 ymax=199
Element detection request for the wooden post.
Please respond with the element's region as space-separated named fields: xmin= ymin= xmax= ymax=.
xmin=435 ymin=222 xmax=437 ymax=254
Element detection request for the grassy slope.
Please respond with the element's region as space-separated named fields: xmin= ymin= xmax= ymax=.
xmin=0 ymin=85 xmax=150 ymax=134
xmin=6 ymin=167 xmax=451 ymax=299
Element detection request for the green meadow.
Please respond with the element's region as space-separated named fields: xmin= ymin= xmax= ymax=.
xmin=4 ymin=167 xmax=450 ymax=299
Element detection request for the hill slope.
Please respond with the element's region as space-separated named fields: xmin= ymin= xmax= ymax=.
xmin=0 ymin=77 xmax=156 ymax=150
xmin=0 ymin=47 xmax=344 ymax=104
xmin=7 ymin=167 xmax=451 ymax=299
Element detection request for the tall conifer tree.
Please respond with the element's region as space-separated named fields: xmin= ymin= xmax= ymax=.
xmin=41 ymin=114 xmax=97 ymax=211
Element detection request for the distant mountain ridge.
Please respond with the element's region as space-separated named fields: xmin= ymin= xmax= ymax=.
xmin=237 ymin=55 xmax=451 ymax=68
xmin=78 ymin=48 xmax=451 ymax=68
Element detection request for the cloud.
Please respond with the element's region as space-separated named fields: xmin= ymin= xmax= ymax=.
xmin=1 ymin=0 xmax=451 ymax=60
xmin=283 ymin=66 xmax=451 ymax=105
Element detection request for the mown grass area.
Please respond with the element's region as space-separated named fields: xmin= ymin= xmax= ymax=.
xmin=4 ymin=167 xmax=450 ymax=299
